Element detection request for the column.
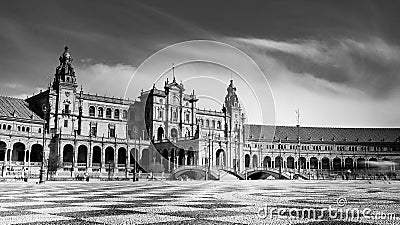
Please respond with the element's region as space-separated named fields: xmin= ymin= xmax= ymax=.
xmin=101 ymin=148 xmax=105 ymax=170
xmin=73 ymin=144 xmax=78 ymax=172
xmin=168 ymin=156 xmax=171 ymax=172
xmin=23 ymin=150 xmax=27 ymax=167
xmin=114 ymin=148 xmax=117 ymax=168
xmin=184 ymin=153 xmax=188 ymax=166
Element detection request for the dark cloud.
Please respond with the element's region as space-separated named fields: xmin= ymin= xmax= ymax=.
xmin=230 ymin=37 xmax=400 ymax=98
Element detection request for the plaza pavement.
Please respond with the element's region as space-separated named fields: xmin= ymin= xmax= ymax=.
xmin=0 ymin=179 xmax=399 ymax=224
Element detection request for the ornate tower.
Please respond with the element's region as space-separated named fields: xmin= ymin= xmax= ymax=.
xmin=49 ymin=46 xmax=79 ymax=135
xmin=224 ymin=80 xmax=244 ymax=170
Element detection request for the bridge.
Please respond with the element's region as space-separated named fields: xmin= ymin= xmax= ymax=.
xmin=170 ymin=166 xmax=310 ymax=180
xmin=169 ymin=165 xmax=220 ymax=180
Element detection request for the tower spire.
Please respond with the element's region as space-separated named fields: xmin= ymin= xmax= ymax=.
xmin=172 ymin=63 xmax=175 ymax=82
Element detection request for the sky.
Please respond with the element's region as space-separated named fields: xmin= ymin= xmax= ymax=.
xmin=0 ymin=0 xmax=399 ymax=127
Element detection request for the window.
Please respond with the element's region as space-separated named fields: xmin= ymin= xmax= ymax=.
xmin=89 ymin=106 xmax=95 ymax=117
xmin=122 ymin=110 xmax=127 ymax=119
xmin=159 ymin=110 xmax=163 ymax=120
xmin=90 ymin=123 xmax=97 ymax=137
xmin=106 ymin=108 xmax=112 ymax=118
xmin=38 ymin=128 xmax=41 ymax=133
xmin=98 ymin=107 xmax=103 ymax=118
xmin=18 ymin=126 xmax=21 ymax=131
xmin=64 ymin=120 xmax=68 ymax=127
xmin=114 ymin=109 xmax=119 ymax=119
xmin=22 ymin=127 xmax=25 ymax=132
xmin=217 ymin=121 xmax=221 ymax=129
xmin=186 ymin=113 xmax=190 ymax=123
xmin=2 ymin=124 xmax=5 ymax=130
xmin=7 ymin=125 xmax=11 ymax=130
xmin=212 ymin=120 xmax=216 ymax=129
xmin=26 ymin=127 xmax=29 ymax=132
xmin=109 ymin=125 xmax=115 ymax=138
xmin=206 ymin=120 xmax=209 ymax=128
xmin=64 ymin=105 xmax=70 ymax=114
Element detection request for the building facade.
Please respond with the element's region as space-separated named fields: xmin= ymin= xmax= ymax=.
xmin=0 ymin=46 xmax=399 ymax=180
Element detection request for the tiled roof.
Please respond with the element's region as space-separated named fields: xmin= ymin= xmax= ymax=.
xmin=245 ymin=124 xmax=400 ymax=143
xmin=0 ymin=96 xmax=42 ymax=122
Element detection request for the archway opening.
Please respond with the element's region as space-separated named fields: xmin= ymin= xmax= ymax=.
xmin=322 ymin=157 xmax=330 ymax=170
xmin=245 ymin=154 xmax=250 ymax=168
xmin=30 ymin=144 xmax=43 ymax=162
xmin=287 ymin=156 xmax=295 ymax=169
xmin=77 ymin=145 xmax=88 ymax=163
xmin=157 ymin=127 xmax=164 ymax=141
xmin=12 ymin=142 xmax=25 ymax=162
xmin=92 ymin=146 xmax=101 ymax=164
xmin=105 ymin=147 xmax=114 ymax=164
xmin=310 ymin=157 xmax=318 ymax=169
xmin=333 ymin=158 xmax=342 ymax=171
xmin=216 ymin=149 xmax=225 ymax=167
xmin=118 ymin=148 xmax=126 ymax=165
xmin=63 ymin=144 xmax=73 ymax=163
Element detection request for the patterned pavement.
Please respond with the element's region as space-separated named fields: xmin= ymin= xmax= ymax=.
xmin=0 ymin=179 xmax=399 ymax=224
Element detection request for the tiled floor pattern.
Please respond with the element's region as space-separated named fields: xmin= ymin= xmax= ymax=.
xmin=0 ymin=180 xmax=398 ymax=224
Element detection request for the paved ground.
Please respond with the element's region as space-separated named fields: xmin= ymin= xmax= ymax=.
xmin=0 ymin=179 xmax=399 ymax=224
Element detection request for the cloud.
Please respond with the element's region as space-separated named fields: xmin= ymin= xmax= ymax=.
xmin=76 ymin=63 xmax=137 ymax=99
xmin=229 ymin=37 xmax=400 ymax=98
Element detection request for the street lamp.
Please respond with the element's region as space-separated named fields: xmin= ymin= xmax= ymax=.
xmin=39 ymin=105 xmax=47 ymax=184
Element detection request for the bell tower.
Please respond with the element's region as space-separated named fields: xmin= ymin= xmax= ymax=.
xmin=49 ymin=46 xmax=79 ymax=135
xmin=224 ymin=80 xmax=244 ymax=170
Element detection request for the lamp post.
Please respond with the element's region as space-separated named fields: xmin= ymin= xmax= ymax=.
xmin=39 ymin=105 xmax=47 ymax=184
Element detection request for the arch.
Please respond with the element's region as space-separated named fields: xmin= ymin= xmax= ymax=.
xmin=97 ymin=107 xmax=103 ymax=118
xmin=114 ymin=109 xmax=120 ymax=119
xmin=216 ymin=149 xmax=226 ymax=167
xmin=245 ymin=154 xmax=250 ymax=168
xmin=263 ymin=156 xmax=271 ymax=168
xmin=106 ymin=108 xmax=112 ymax=118
xmin=105 ymin=147 xmax=114 ymax=164
xmin=345 ymin=158 xmax=353 ymax=169
xmin=30 ymin=144 xmax=43 ymax=162
xmin=333 ymin=157 xmax=342 ymax=171
xmin=0 ymin=141 xmax=6 ymax=161
xmin=77 ymin=145 xmax=87 ymax=163
xmin=252 ymin=154 xmax=258 ymax=168
xmin=141 ymin=148 xmax=150 ymax=167
xmin=299 ymin=157 xmax=306 ymax=169
xmin=89 ymin=106 xmax=95 ymax=117
xmin=157 ymin=127 xmax=164 ymax=141
xmin=322 ymin=157 xmax=330 ymax=170
xmin=310 ymin=157 xmax=318 ymax=169
xmin=357 ymin=158 xmax=366 ymax=170
xmin=92 ymin=146 xmax=101 ymax=164
xmin=12 ymin=142 xmax=25 ymax=161
xmin=287 ymin=156 xmax=295 ymax=169
xmin=118 ymin=147 xmax=126 ymax=164
xmin=63 ymin=144 xmax=73 ymax=163
xmin=275 ymin=156 xmax=282 ymax=168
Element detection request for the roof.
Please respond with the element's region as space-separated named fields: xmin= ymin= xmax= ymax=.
xmin=0 ymin=96 xmax=42 ymax=122
xmin=245 ymin=124 xmax=400 ymax=143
